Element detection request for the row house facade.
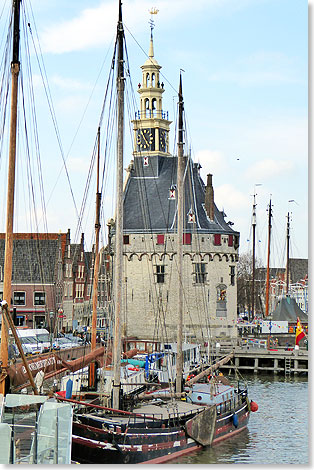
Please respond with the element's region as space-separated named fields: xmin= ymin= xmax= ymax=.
xmin=0 ymin=231 xmax=110 ymax=333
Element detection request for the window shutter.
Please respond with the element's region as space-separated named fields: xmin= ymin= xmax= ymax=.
xmin=183 ymin=233 xmax=192 ymax=245
xmin=228 ymin=235 xmax=233 ymax=247
xmin=157 ymin=234 xmax=164 ymax=245
xmin=214 ymin=234 xmax=221 ymax=246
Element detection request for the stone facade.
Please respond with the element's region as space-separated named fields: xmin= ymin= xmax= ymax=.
xmin=108 ymin=31 xmax=240 ymax=343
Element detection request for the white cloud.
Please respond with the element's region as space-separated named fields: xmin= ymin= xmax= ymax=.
xmin=40 ymin=0 xmax=241 ymax=54
xmin=195 ymin=149 xmax=227 ymax=178
xmin=245 ymin=158 xmax=294 ymax=180
xmin=215 ymin=183 xmax=248 ymax=212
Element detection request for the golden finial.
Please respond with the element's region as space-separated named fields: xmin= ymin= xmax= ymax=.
xmin=149 ymin=7 xmax=159 ymax=15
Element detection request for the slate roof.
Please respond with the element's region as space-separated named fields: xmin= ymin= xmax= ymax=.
xmin=123 ymin=155 xmax=239 ymax=236
xmin=0 ymin=239 xmax=59 ymax=283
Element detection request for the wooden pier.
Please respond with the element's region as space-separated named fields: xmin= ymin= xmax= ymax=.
xmin=217 ymin=346 xmax=308 ymax=376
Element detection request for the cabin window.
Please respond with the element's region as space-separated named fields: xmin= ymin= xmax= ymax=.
xmin=123 ymin=235 xmax=130 ymax=244
xmin=155 ymin=265 xmax=165 ymax=283
xmin=228 ymin=235 xmax=233 ymax=247
xmin=13 ymin=291 xmax=25 ymax=306
xmin=157 ymin=234 xmax=164 ymax=245
xmin=193 ymin=263 xmax=207 ymax=284
xmin=183 ymin=233 xmax=192 ymax=245
xmin=230 ymin=266 xmax=235 ymax=286
xmin=34 ymin=292 xmax=46 ymax=306
xmin=214 ymin=234 xmax=221 ymax=246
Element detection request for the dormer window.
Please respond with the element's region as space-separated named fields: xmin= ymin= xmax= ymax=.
xmin=188 ymin=208 xmax=195 ymax=223
xmin=169 ymin=185 xmax=176 ymax=200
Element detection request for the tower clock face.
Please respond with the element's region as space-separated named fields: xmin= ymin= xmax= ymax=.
xmin=159 ymin=129 xmax=167 ymax=152
xmin=136 ymin=128 xmax=155 ymax=151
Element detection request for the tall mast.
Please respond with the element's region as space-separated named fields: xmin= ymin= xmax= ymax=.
xmin=286 ymin=212 xmax=290 ymax=295
xmin=175 ymin=73 xmax=184 ymax=394
xmin=265 ymin=198 xmax=272 ymax=317
xmin=251 ymin=193 xmax=257 ymax=321
xmin=89 ymin=127 xmax=101 ymax=388
xmin=112 ymin=0 xmax=124 ymax=410
xmin=0 ymin=0 xmax=21 ymax=396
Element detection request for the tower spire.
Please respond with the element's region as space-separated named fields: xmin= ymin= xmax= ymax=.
xmin=148 ymin=7 xmax=158 ymax=58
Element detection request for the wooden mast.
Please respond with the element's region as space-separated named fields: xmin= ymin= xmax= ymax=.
xmin=89 ymin=127 xmax=101 ymax=388
xmin=112 ymin=0 xmax=125 ymax=410
xmin=175 ymin=73 xmax=184 ymax=394
xmin=286 ymin=212 xmax=290 ymax=295
xmin=251 ymin=192 xmax=257 ymax=321
xmin=265 ymin=198 xmax=272 ymax=317
xmin=0 ymin=0 xmax=21 ymax=396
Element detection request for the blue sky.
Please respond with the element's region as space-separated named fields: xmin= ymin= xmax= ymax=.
xmin=0 ymin=0 xmax=308 ymax=268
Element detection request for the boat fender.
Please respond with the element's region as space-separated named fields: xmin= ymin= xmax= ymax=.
xmin=232 ymin=414 xmax=239 ymax=428
xmin=250 ymin=400 xmax=258 ymax=412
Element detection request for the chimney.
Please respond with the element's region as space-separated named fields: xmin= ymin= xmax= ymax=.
xmin=205 ymin=173 xmax=215 ymax=220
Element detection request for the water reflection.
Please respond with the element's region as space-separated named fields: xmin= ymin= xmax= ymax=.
xmin=172 ymin=375 xmax=308 ymax=465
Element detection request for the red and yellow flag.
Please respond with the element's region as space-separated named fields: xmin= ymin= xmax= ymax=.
xmin=295 ymin=317 xmax=306 ymax=346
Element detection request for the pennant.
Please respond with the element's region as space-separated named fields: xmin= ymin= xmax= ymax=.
xmin=295 ymin=317 xmax=306 ymax=346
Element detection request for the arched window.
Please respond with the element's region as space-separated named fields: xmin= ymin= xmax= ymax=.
xmin=152 ymin=73 xmax=155 ymax=87
xmin=145 ymin=98 xmax=150 ymax=117
xmin=152 ymin=98 xmax=157 ymax=116
xmin=146 ymin=73 xmax=150 ymax=87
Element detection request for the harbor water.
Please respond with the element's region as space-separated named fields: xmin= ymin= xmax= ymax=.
xmin=171 ymin=375 xmax=308 ymax=465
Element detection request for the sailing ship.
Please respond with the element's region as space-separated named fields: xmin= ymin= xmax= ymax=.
xmin=0 ymin=0 xmax=107 ymax=397
xmin=68 ymin=1 xmax=255 ymax=464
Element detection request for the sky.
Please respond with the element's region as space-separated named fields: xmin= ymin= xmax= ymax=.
xmin=0 ymin=0 xmax=309 ymax=268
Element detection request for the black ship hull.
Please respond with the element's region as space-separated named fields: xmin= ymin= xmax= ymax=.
xmin=71 ymin=396 xmax=250 ymax=464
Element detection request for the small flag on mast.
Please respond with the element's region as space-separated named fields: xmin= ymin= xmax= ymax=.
xmin=295 ymin=317 xmax=306 ymax=346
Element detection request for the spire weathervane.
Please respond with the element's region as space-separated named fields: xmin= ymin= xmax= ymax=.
xmin=149 ymin=7 xmax=159 ymax=35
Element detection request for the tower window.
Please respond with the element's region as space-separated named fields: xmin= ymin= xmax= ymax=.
xmin=152 ymin=73 xmax=155 ymax=87
xmin=123 ymin=235 xmax=130 ymax=244
xmin=193 ymin=263 xmax=207 ymax=284
xmin=146 ymin=73 xmax=150 ymax=87
xmin=230 ymin=266 xmax=235 ymax=286
xmin=155 ymin=265 xmax=165 ymax=283
xmin=152 ymin=98 xmax=157 ymax=116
